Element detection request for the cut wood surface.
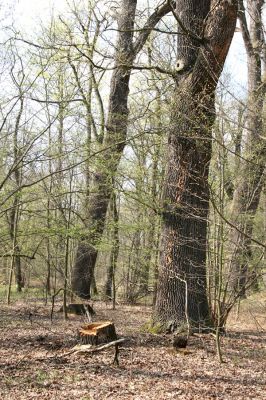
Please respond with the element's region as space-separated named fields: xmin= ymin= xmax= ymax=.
xmin=78 ymin=321 xmax=117 ymax=345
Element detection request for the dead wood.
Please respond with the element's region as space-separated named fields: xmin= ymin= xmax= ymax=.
xmin=58 ymin=303 xmax=95 ymax=316
xmin=78 ymin=321 xmax=117 ymax=345
xmin=60 ymin=338 xmax=126 ymax=365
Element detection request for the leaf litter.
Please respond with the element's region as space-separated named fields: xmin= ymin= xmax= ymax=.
xmin=0 ymin=297 xmax=265 ymax=399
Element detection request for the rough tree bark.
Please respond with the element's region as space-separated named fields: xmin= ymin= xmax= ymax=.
xmin=71 ymin=0 xmax=138 ymax=299
xmin=104 ymin=189 xmax=119 ymax=300
xmin=154 ymin=0 xmax=238 ymax=331
xmin=71 ymin=0 xmax=175 ymax=299
xmin=9 ymin=93 xmax=24 ymax=292
xmin=228 ymin=0 xmax=265 ymax=296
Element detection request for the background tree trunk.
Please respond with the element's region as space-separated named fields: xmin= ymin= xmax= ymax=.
xmin=9 ymin=93 xmax=24 ymax=292
xmin=71 ymin=0 xmax=173 ymax=299
xmin=71 ymin=0 xmax=138 ymax=299
xmin=228 ymin=0 xmax=265 ymax=296
xmin=105 ymin=189 xmax=119 ymax=300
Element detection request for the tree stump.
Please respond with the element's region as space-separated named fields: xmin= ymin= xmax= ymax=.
xmin=59 ymin=303 xmax=95 ymax=316
xmin=78 ymin=321 xmax=117 ymax=345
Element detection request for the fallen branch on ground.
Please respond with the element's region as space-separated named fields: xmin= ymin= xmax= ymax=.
xmin=50 ymin=338 xmax=127 ymax=365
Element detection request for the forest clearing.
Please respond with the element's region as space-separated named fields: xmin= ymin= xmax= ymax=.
xmin=0 ymin=294 xmax=265 ymax=400
xmin=1 ymin=0 xmax=266 ymax=398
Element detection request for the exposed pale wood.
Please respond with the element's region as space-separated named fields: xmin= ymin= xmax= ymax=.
xmin=78 ymin=321 xmax=117 ymax=345
xmin=72 ymin=338 xmax=126 ymax=354
xmin=57 ymin=338 xmax=126 ymax=365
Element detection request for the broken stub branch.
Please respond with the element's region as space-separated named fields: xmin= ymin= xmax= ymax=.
xmin=70 ymin=338 xmax=127 ymax=365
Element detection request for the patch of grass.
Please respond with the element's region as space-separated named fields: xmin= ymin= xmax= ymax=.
xmin=2 ymin=375 xmax=14 ymax=386
xmin=63 ymin=373 xmax=81 ymax=384
xmin=140 ymin=320 xmax=163 ymax=334
xmin=0 ymin=285 xmax=45 ymax=302
xmin=35 ymin=370 xmax=49 ymax=384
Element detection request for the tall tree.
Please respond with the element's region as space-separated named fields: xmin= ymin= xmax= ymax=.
xmin=228 ymin=0 xmax=265 ymax=296
xmin=71 ymin=0 xmax=174 ymax=299
xmin=154 ymin=0 xmax=238 ymax=331
xmin=9 ymin=66 xmax=24 ymax=292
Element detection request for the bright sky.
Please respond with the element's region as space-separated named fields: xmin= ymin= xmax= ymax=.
xmin=4 ymin=0 xmax=248 ymax=94
xmin=15 ymin=0 xmax=67 ymax=29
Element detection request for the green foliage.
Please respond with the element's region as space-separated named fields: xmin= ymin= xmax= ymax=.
xmin=140 ymin=320 xmax=163 ymax=334
xmin=0 ymin=285 xmax=44 ymax=301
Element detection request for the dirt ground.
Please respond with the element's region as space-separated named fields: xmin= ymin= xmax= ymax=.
xmin=0 ymin=296 xmax=265 ymax=400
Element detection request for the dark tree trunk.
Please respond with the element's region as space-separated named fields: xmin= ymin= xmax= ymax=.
xmin=105 ymin=190 xmax=119 ymax=300
xmin=46 ymin=199 xmax=52 ymax=298
xmin=228 ymin=0 xmax=265 ymax=296
xmin=71 ymin=0 xmax=174 ymax=299
xmin=155 ymin=95 xmax=215 ymax=331
xmin=10 ymin=95 xmax=24 ymax=292
xmin=154 ymin=0 xmax=237 ymax=331
xmin=9 ymin=204 xmax=23 ymax=292
xmin=91 ymin=275 xmax=98 ymax=297
xmin=71 ymin=0 xmax=137 ymax=299
xmin=141 ymin=111 xmax=162 ymax=296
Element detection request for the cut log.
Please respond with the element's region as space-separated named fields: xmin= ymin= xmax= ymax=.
xmin=59 ymin=303 xmax=95 ymax=316
xmin=78 ymin=321 xmax=117 ymax=345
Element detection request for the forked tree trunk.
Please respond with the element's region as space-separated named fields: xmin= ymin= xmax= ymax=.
xmin=71 ymin=0 xmax=174 ymax=299
xmin=71 ymin=0 xmax=137 ymax=299
xmin=154 ymin=0 xmax=237 ymax=331
xmin=228 ymin=0 xmax=265 ymax=296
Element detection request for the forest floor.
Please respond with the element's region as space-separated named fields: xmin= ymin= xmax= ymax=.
xmin=0 ymin=294 xmax=265 ymax=400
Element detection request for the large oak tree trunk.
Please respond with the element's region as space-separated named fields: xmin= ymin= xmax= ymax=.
xmin=154 ymin=0 xmax=237 ymax=331
xmin=228 ymin=0 xmax=265 ymax=296
xmin=71 ymin=1 xmax=175 ymax=299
